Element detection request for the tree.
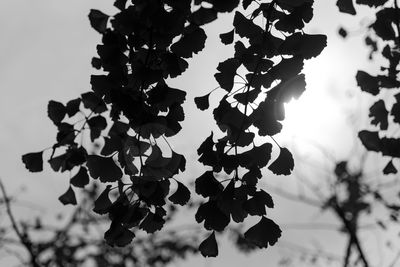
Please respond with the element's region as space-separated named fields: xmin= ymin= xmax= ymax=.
xmin=17 ymin=0 xmax=400 ymax=266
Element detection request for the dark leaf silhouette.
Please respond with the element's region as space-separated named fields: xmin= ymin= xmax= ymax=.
xmin=383 ymin=160 xmax=397 ymax=174
xmin=86 ymin=155 xmax=123 ymax=183
xmin=233 ymin=11 xmax=263 ymax=41
xmin=114 ymin=0 xmax=127 ymax=10
xmin=191 ymin=7 xmax=218 ymax=25
xmin=81 ymin=92 xmax=107 ymax=113
xmin=171 ymin=26 xmax=207 ymax=58
xmin=356 ymin=0 xmax=388 ymax=7
xmin=356 ymin=71 xmax=380 ymax=95
xmin=22 ymin=152 xmax=43 ymax=172
xmin=214 ymin=58 xmax=241 ymax=92
xmin=194 ymin=93 xmax=210 ymax=111
xmin=66 ymin=98 xmax=81 ymax=117
xmin=139 ymin=211 xmax=165 ymax=233
xmin=47 ymin=100 xmax=66 ymax=126
xmin=88 ymin=9 xmax=109 ymax=33
xmin=58 ymin=186 xmax=77 ymax=205
xmin=88 ymin=115 xmax=107 ymax=141
xmin=93 ymin=185 xmax=113 ymax=215
xmin=220 ymin=30 xmax=234 ymax=45
xmin=279 ymin=33 xmax=327 ymax=59
xmin=268 ymin=147 xmax=294 ymax=175
xmin=199 ymin=232 xmax=218 ymax=257
xmin=104 ymin=222 xmax=135 ymax=247
xmin=244 ymin=189 xmax=274 ymax=216
xmin=195 ymin=171 xmax=223 ymax=198
xmin=244 ymin=216 xmax=282 ymax=248
xmin=195 ymin=201 xmax=230 ymax=231
xmin=369 ymin=100 xmax=388 ymax=130
xmin=336 ymin=0 xmax=356 ymax=15
xmin=70 ymin=166 xmax=90 ymax=188
xmin=358 ymin=130 xmax=381 ymax=152
xmin=168 ymin=181 xmax=191 ymax=206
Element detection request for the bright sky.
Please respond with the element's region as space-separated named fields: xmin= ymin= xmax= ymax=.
xmin=0 ymin=1 xmax=392 ymax=266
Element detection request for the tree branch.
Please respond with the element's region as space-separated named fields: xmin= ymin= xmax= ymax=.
xmin=0 ymin=179 xmax=40 ymax=267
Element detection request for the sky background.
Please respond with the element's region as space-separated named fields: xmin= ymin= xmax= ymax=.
xmin=0 ymin=1 xmax=397 ymax=266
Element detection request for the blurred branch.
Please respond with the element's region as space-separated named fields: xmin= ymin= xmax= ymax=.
xmin=0 ymin=179 xmax=40 ymax=267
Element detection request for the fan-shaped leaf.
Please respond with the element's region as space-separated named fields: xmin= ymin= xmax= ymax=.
xmin=169 ymin=181 xmax=191 ymax=206
xmin=194 ymin=93 xmax=211 ymax=111
xmin=58 ymin=186 xmax=77 ymax=205
xmin=70 ymin=166 xmax=90 ymax=188
xmin=268 ymin=147 xmax=294 ymax=175
xmin=199 ymin=232 xmax=218 ymax=257
xmin=220 ymin=30 xmax=234 ymax=45
xmin=104 ymin=221 xmax=135 ymax=247
xmin=88 ymin=9 xmax=109 ymax=33
xmin=93 ymin=185 xmax=112 ymax=215
xmin=48 ymin=100 xmax=66 ymax=126
xmin=86 ymin=155 xmax=123 ymax=183
xmin=22 ymin=152 xmax=43 ymax=172
xmin=195 ymin=171 xmax=223 ymax=198
xmin=244 ymin=216 xmax=282 ymax=248
xmin=383 ymin=160 xmax=397 ymax=175
xmin=336 ymin=0 xmax=356 ymax=15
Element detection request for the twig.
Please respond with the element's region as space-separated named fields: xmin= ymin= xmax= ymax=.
xmin=0 ymin=179 xmax=40 ymax=267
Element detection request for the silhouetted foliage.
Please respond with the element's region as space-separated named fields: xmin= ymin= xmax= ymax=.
xmin=22 ymin=0 xmax=329 ymax=260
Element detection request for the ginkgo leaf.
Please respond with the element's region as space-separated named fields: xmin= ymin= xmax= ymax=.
xmin=88 ymin=9 xmax=109 ymax=33
xmin=233 ymin=11 xmax=263 ymax=41
xmin=86 ymin=155 xmax=123 ymax=183
xmin=191 ymin=7 xmax=218 ymax=25
xmin=220 ymin=30 xmax=234 ymax=45
xmin=244 ymin=216 xmax=282 ymax=248
xmin=358 ymin=130 xmax=382 ymax=152
xmin=93 ymin=186 xmax=113 ymax=215
xmin=279 ymin=33 xmax=327 ymax=59
xmin=356 ymin=71 xmax=380 ymax=95
xmin=58 ymin=186 xmax=77 ymax=205
xmin=70 ymin=166 xmax=90 ymax=188
xmin=242 ymin=0 xmax=253 ymax=9
xmin=48 ymin=100 xmax=66 ymax=126
xmin=212 ymin=0 xmax=240 ymax=12
xmin=195 ymin=171 xmax=223 ymax=198
xmin=268 ymin=147 xmax=294 ymax=175
xmin=168 ymin=181 xmax=191 ymax=206
xmin=194 ymin=93 xmax=210 ymax=111
xmin=171 ymin=26 xmax=207 ymax=58
xmin=244 ymin=190 xmax=274 ymax=216
xmin=81 ymin=92 xmax=108 ymax=113
xmin=104 ymin=221 xmax=135 ymax=247
xmin=22 ymin=151 xmax=43 ymax=172
xmin=66 ymin=98 xmax=81 ymax=117
xmin=195 ymin=201 xmax=230 ymax=231
xmin=383 ymin=160 xmax=397 ymax=175
xmin=214 ymin=58 xmax=241 ymax=92
xmin=336 ymin=0 xmax=356 ymax=15
xmin=114 ymin=0 xmax=127 ymax=10
xmin=199 ymin=232 xmax=218 ymax=257
xmin=139 ymin=212 xmax=165 ymax=233
xmin=355 ymin=0 xmax=388 ymax=7
xmin=369 ymin=100 xmax=388 ymax=130
xmin=88 ymin=115 xmax=108 ymax=141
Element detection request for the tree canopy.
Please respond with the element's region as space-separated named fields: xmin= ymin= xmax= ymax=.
xmin=20 ymin=0 xmax=400 ymax=264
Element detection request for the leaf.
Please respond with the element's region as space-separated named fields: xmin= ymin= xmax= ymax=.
xmin=104 ymin=221 xmax=135 ymax=247
xmin=93 ymin=185 xmax=113 ymax=215
xmin=81 ymin=92 xmax=108 ymax=113
xmin=358 ymin=130 xmax=381 ymax=152
xmin=169 ymin=181 xmax=191 ymax=206
xmin=171 ymin=26 xmax=207 ymax=58
xmin=279 ymin=33 xmax=327 ymax=59
xmin=194 ymin=93 xmax=211 ymax=111
xmin=88 ymin=9 xmax=109 ymax=33
xmin=243 ymin=0 xmax=253 ymax=9
xmin=214 ymin=58 xmax=241 ymax=92
xmin=114 ymin=0 xmax=127 ymax=10
xmin=22 ymin=152 xmax=43 ymax=172
xmin=58 ymin=186 xmax=77 ymax=205
xmin=66 ymin=98 xmax=81 ymax=117
xmin=139 ymin=212 xmax=165 ymax=233
xmin=244 ymin=216 xmax=282 ymax=248
xmin=233 ymin=11 xmax=263 ymax=41
xmin=88 ymin=115 xmax=108 ymax=141
xmin=86 ymin=155 xmax=123 ymax=183
xmin=355 ymin=0 xmax=388 ymax=7
xmin=220 ymin=30 xmax=234 ymax=45
xmin=199 ymin=232 xmax=218 ymax=257
xmin=336 ymin=0 xmax=356 ymax=15
xmin=48 ymin=100 xmax=66 ymax=126
xmin=195 ymin=201 xmax=230 ymax=231
xmin=212 ymin=0 xmax=240 ymax=12
xmin=268 ymin=147 xmax=294 ymax=175
xmin=383 ymin=160 xmax=397 ymax=175
xmin=369 ymin=100 xmax=388 ymax=130
xmin=244 ymin=190 xmax=274 ymax=216
xmin=70 ymin=166 xmax=90 ymax=188
xmin=356 ymin=71 xmax=379 ymax=95
xmin=268 ymin=74 xmax=306 ymax=103
xmin=191 ymin=7 xmax=218 ymax=25
xmin=195 ymin=171 xmax=223 ymax=198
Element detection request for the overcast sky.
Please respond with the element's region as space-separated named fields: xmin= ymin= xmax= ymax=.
xmin=0 ymin=1 xmax=393 ymax=266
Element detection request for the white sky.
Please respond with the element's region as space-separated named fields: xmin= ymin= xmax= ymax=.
xmin=0 ymin=0 xmax=396 ymax=266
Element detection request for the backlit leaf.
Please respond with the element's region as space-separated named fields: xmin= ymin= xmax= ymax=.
xmin=70 ymin=166 xmax=90 ymax=188
xmin=104 ymin=221 xmax=135 ymax=247
xmin=169 ymin=181 xmax=191 ymax=206
xmin=48 ymin=100 xmax=66 ymax=126
xmin=268 ymin=147 xmax=294 ymax=175
xmin=88 ymin=9 xmax=109 ymax=33
xmin=22 ymin=152 xmax=43 ymax=172
xmin=87 ymin=155 xmax=123 ymax=183
xmin=244 ymin=216 xmax=282 ymax=248
xmin=58 ymin=186 xmax=77 ymax=205
xmin=199 ymin=232 xmax=218 ymax=257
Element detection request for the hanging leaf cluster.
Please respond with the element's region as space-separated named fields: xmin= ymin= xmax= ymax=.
xmin=336 ymin=0 xmax=400 ymax=174
xmin=22 ymin=0 xmax=326 ymax=257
